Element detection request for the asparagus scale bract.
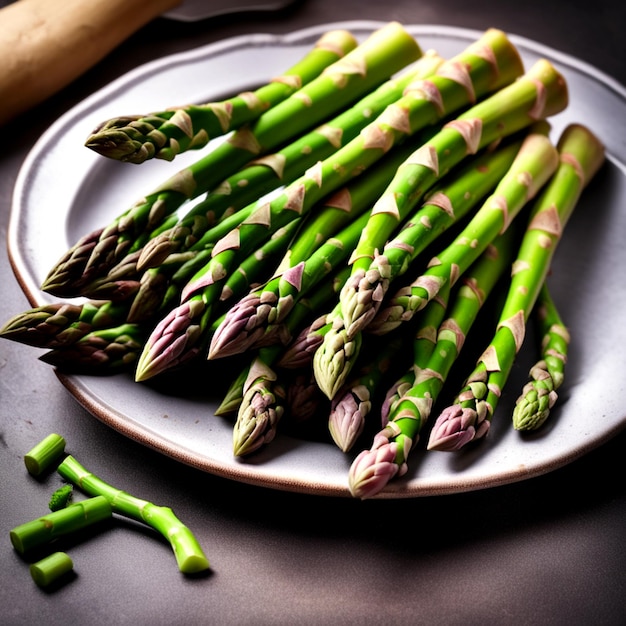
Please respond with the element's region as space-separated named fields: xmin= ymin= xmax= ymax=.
xmin=427 ymin=123 xmax=605 ymax=451
xmin=42 ymin=22 xmax=422 ymax=298
xmin=85 ymin=29 xmax=360 ymax=163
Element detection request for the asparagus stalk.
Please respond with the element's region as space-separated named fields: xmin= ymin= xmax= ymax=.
xmin=512 ymin=283 xmax=570 ymax=430
xmin=427 ymin=123 xmax=605 ymax=451
xmin=349 ymin=226 xmax=518 ymax=498
xmin=329 ymin=333 xmax=409 ymax=452
xmin=137 ymin=50 xmax=446 ymax=271
xmin=42 ymin=22 xmax=422 ymax=297
xmin=137 ymin=29 xmax=526 ymax=380
xmin=207 ymin=137 xmax=423 ymax=359
xmin=40 ymin=323 xmax=146 ymax=374
xmin=314 ymin=107 xmax=566 ymax=401
xmin=57 ymin=455 xmax=210 ymax=574
xmin=10 ymin=496 xmax=112 ymax=554
xmin=0 ymin=300 xmax=131 ymax=348
xmin=85 ymin=29 xmax=360 ymax=163
xmin=367 ymin=125 xmax=560 ymax=336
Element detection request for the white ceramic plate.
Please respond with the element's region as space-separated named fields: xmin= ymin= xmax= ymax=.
xmin=9 ymin=22 xmax=626 ymax=497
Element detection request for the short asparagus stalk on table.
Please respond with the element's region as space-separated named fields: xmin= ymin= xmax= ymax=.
xmin=137 ymin=50 xmax=446 ymax=271
xmin=42 ymin=22 xmax=422 ymax=297
xmin=349 ymin=225 xmax=519 ymax=498
xmin=135 ymin=29 xmax=527 ymax=381
xmin=427 ymin=123 xmax=605 ymax=451
xmin=85 ymin=29 xmax=359 ymax=163
xmin=57 ymin=455 xmax=210 ymax=574
xmin=313 ymin=67 xmax=569 ymax=400
xmin=512 ymin=283 xmax=570 ymax=431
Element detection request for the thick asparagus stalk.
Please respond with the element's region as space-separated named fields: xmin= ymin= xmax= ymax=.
xmin=349 ymin=226 xmax=518 ymax=498
xmin=137 ymin=50 xmax=446 ymax=270
xmin=368 ymin=125 xmax=559 ymax=336
xmin=137 ymin=29 xmax=526 ymax=380
xmin=85 ymin=29 xmax=359 ymax=163
xmin=57 ymin=455 xmax=210 ymax=574
xmin=512 ymin=283 xmax=570 ymax=431
xmin=427 ymin=124 xmax=605 ymax=451
xmin=314 ymin=85 xmax=567 ymax=401
xmin=42 ymin=22 xmax=422 ymax=297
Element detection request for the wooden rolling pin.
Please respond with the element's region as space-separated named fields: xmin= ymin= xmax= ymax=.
xmin=0 ymin=0 xmax=182 ymax=125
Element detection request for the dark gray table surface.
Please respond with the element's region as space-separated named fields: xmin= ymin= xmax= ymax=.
xmin=1 ymin=1 xmax=625 ymax=624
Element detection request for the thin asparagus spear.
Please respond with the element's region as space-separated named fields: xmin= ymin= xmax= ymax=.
xmin=137 ymin=50 xmax=446 ymax=270
xmin=57 ymin=455 xmax=210 ymax=574
xmin=349 ymin=225 xmax=518 ymax=498
xmin=40 ymin=323 xmax=146 ymax=374
xmin=0 ymin=300 xmax=131 ymax=348
xmin=42 ymin=22 xmax=421 ymax=297
xmin=329 ymin=333 xmax=409 ymax=452
xmin=85 ymin=29 xmax=359 ymax=163
xmin=512 ymin=282 xmax=570 ymax=431
xmin=314 ymin=62 xmax=569 ymax=400
xmin=427 ymin=123 xmax=605 ymax=451
xmin=136 ymin=29 xmax=526 ymax=381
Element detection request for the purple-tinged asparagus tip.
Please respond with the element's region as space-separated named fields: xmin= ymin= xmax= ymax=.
xmin=348 ymin=438 xmax=402 ymax=499
xmin=134 ymin=299 xmax=205 ymax=381
xmin=426 ymin=404 xmax=489 ymax=451
xmin=329 ymin=387 xmax=370 ymax=452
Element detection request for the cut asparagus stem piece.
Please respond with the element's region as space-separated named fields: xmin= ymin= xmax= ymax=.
xmin=85 ymin=29 xmax=360 ymax=163
xmin=427 ymin=123 xmax=605 ymax=451
xmin=30 ymin=552 xmax=74 ymax=588
xmin=349 ymin=225 xmax=518 ymax=498
xmin=24 ymin=433 xmax=67 ymax=477
xmin=512 ymin=283 xmax=570 ymax=431
xmin=57 ymin=455 xmax=210 ymax=574
xmin=10 ymin=496 xmax=112 ymax=554
xmin=42 ymin=22 xmax=422 ymax=297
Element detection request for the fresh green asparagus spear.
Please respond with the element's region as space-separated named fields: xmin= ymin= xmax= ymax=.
xmin=137 ymin=50 xmax=446 ymax=271
xmin=512 ymin=283 xmax=570 ymax=430
xmin=85 ymin=29 xmax=360 ymax=163
xmin=136 ymin=29 xmax=526 ymax=381
xmin=0 ymin=300 xmax=131 ymax=348
xmin=368 ymin=125 xmax=559 ymax=336
xmin=314 ymin=75 xmax=568 ymax=401
xmin=207 ymin=137 xmax=425 ymax=359
xmin=42 ymin=22 xmax=422 ymax=298
xmin=57 ymin=455 xmax=210 ymax=574
xmin=40 ymin=323 xmax=146 ymax=374
xmin=328 ymin=333 xmax=409 ymax=452
xmin=349 ymin=225 xmax=518 ymax=498
xmin=427 ymin=123 xmax=605 ymax=451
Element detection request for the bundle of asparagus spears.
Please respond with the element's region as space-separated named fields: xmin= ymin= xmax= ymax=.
xmin=2 ymin=23 xmax=606 ymax=498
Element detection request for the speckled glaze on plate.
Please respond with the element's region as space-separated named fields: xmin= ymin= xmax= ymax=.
xmin=8 ymin=22 xmax=626 ymax=497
